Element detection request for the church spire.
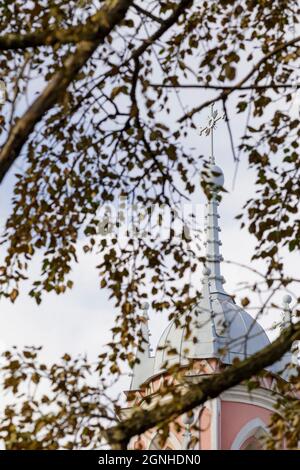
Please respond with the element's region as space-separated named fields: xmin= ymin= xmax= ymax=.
xmin=200 ymin=105 xmax=228 ymax=296
xmin=130 ymin=302 xmax=154 ymax=390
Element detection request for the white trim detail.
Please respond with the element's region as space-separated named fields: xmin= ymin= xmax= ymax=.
xmin=221 ymin=384 xmax=278 ymax=412
xmin=211 ymin=398 xmax=220 ymax=450
xmin=231 ymin=418 xmax=268 ymax=450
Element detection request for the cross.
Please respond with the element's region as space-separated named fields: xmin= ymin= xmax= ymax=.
xmin=199 ymin=103 xmax=224 ymax=164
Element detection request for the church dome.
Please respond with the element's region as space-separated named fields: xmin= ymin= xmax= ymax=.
xmin=153 ymin=293 xmax=270 ymax=374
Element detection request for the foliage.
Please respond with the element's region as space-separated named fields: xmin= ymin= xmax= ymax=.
xmin=0 ymin=0 xmax=299 ymax=449
xmin=0 ymin=347 xmax=113 ymax=449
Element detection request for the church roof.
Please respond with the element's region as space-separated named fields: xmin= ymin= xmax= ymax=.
xmin=152 ymin=159 xmax=271 ymax=375
xmin=129 ymin=105 xmax=292 ymax=390
xmin=153 ymin=292 xmax=271 ymax=375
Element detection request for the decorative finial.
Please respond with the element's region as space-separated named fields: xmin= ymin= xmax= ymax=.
xmin=182 ymin=412 xmax=194 ymax=449
xmin=142 ymin=302 xmax=150 ymax=316
xmin=202 ymin=266 xmax=211 ymax=277
xmin=282 ymin=294 xmax=293 ymax=330
xmin=182 ymin=411 xmax=194 ymax=425
xmin=200 ymin=104 xmax=225 ymax=164
xmin=282 ymin=294 xmax=292 ymax=307
xmin=129 ymin=301 xmax=152 ymax=390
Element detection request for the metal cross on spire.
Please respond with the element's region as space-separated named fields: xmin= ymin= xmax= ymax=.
xmin=199 ymin=103 xmax=224 ymax=164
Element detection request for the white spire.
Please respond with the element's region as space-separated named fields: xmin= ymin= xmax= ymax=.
xmin=134 ymin=104 xmax=276 ymax=380
xmin=200 ymin=105 xmax=228 ymax=296
xmin=130 ymin=302 xmax=154 ymax=390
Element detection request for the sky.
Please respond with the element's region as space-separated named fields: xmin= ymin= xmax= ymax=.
xmin=0 ymin=50 xmax=299 ymax=397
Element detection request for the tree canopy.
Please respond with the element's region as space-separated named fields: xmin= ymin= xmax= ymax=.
xmin=0 ymin=0 xmax=299 ymax=450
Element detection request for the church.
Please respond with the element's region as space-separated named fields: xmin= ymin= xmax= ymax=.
xmin=122 ymin=106 xmax=293 ymax=450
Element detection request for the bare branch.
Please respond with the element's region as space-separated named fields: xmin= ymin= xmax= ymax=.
xmin=132 ymin=3 xmax=164 ymax=24
xmin=74 ymin=0 xmax=194 ymax=111
xmin=222 ymin=98 xmax=237 ymax=162
xmin=149 ymin=83 xmax=300 ymax=90
xmin=130 ymin=0 xmax=193 ymax=62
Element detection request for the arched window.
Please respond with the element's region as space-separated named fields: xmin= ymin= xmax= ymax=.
xmin=231 ymin=418 xmax=268 ymax=450
xmin=149 ymin=432 xmax=181 ymax=450
xmin=240 ymin=436 xmax=263 ymax=450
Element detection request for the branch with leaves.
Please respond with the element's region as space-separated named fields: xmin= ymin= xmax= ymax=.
xmin=0 ymin=0 xmax=300 ymax=451
xmin=104 ymin=322 xmax=300 ymax=449
xmin=0 ymin=0 xmax=135 ymax=184
xmin=178 ymin=35 xmax=300 ymax=122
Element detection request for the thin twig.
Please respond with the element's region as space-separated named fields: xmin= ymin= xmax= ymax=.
xmin=132 ymin=3 xmax=164 ymax=24
xmin=178 ymin=35 xmax=300 ymax=122
xmin=222 ymin=98 xmax=237 ymax=162
xmin=149 ymin=83 xmax=300 ymax=90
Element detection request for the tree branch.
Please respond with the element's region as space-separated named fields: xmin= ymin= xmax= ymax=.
xmin=132 ymin=3 xmax=164 ymax=25
xmin=0 ymin=0 xmax=193 ymax=185
xmin=0 ymin=2 xmax=132 ymax=51
xmin=0 ymin=28 xmax=86 ymax=51
xmin=150 ymin=83 xmax=300 ymax=90
xmin=178 ymin=35 xmax=300 ymax=122
xmin=222 ymin=97 xmax=237 ymax=162
xmin=0 ymin=0 xmax=134 ymax=184
xmin=104 ymin=321 xmax=300 ymax=449
xmin=130 ymin=0 xmax=193 ymax=62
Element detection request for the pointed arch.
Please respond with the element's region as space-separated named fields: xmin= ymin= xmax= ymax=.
xmin=149 ymin=431 xmax=182 ymax=450
xmin=231 ymin=418 xmax=268 ymax=450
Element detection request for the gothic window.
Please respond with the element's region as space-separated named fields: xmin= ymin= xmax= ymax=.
xmin=231 ymin=418 xmax=268 ymax=450
xmin=240 ymin=436 xmax=263 ymax=450
xmin=149 ymin=432 xmax=181 ymax=450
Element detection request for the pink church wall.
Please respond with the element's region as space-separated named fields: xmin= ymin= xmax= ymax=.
xmin=199 ymin=407 xmax=212 ymax=450
xmin=221 ymin=401 xmax=271 ymax=450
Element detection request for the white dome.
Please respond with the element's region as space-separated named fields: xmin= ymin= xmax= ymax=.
xmin=153 ymin=293 xmax=270 ymax=374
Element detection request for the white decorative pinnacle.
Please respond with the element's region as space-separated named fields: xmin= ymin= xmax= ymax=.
xmin=200 ymin=105 xmax=227 ymax=296
xmin=282 ymin=294 xmax=292 ymax=306
xmin=200 ymin=103 xmax=225 ymax=164
xmin=130 ymin=301 xmax=153 ymax=390
xmin=141 ymin=302 xmax=150 ymax=342
xmin=282 ymin=294 xmax=292 ymax=330
xmin=182 ymin=412 xmax=194 ymax=450
xmin=142 ymin=301 xmax=150 ymax=314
